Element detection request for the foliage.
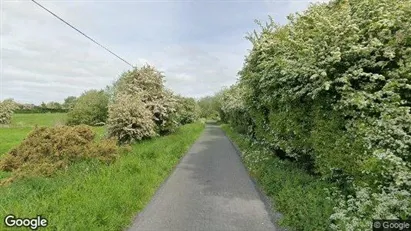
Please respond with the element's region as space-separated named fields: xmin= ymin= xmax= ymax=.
xmin=107 ymin=65 xmax=180 ymax=143
xmin=66 ymin=90 xmax=109 ymax=126
xmin=0 ymin=99 xmax=18 ymax=125
xmin=0 ymin=125 xmax=119 ymax=184
xmin=107 ymin=93 xmax=157 ymax=144
xmin=175 ymin=95 xmax=199 ymax=125
xmin=197 ymin=95 xmax=222 ymax=120
xmin=62 ymin=96 xmax=77 ymax=110
xmin=220 ymin=0 xmax=411 ymax=228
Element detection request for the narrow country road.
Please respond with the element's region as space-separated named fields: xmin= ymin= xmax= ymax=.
xmin=128 ymin=124 xmax=277 ymax=231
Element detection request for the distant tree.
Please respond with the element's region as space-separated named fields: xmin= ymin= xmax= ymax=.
xmin=63 ymin=96 xmax=77 ymax=110
xmin=66 ymin=90 xmax=109 ymax=126
xmin=46 ymin=101 xmax=62 ymax=110
xmin=40 ymin=102 xmax=47 ymax=109
xmin=197 ymin=95 xmax=221 ymax=120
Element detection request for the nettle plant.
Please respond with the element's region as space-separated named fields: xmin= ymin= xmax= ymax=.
xmin=230 ymin=0 xmax=411 ymax=228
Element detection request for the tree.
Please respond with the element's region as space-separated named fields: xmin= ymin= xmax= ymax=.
xmin=107 ymin=65 xmax=180 ymax=143
xmin=46 ymin=101 xmax=62 ymax=109
xmin=175 ymin=96 xmax=199 ymax=125
xmin=63 ymin=96 xmax=77 ymax=110
xmin=66 ymin=90 xmax=109 ymax=126
xmin=197 ymin=95 xmax=221 ymax=120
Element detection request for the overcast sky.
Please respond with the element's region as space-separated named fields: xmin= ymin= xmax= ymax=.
xmin=1 ymin=0 xmax=327 ymax=104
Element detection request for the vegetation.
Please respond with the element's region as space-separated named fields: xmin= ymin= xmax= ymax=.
xmin=218 ymin=0 xmax=411 ymax=229
xmin=62 ymin=96 xmax=77 ymax=110
xmin=197 ymin=94 xmax=222 ymax=120
xmin=0 ymin=123 xmax=204 ymax=231
xmin=175 ymin=96 xmax=199 ymax=125
xmin=107 ymin=93 xmax=157 ymax=144
xmin=222 ymin=125 xmax=336 ymax=230
xmin=108 ymin=65 xmax=182 ymax=143
xmin=0 ymin=99 xmax=18 ymax=125
xmin=0 ymin=125 xmax=120 ymax=185
xmin=66 ymin=90 xmax=109 ymax=126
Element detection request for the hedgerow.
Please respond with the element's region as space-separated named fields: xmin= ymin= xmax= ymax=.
xmin=221 ymin=0 xmax=411 ymax=229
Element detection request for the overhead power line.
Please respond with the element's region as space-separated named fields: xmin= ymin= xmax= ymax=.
xmin=31 ymin=0 xmax=135 ymax=68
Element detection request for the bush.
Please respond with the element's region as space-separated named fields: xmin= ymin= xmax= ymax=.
xmin=66 ymin=90 xmax=109 ymax=126
xmin=107 ymin=93 xmax=157 ymax=144
xmin=108 ymin=65 xmax=180 ymax=142
xmin=0 ymin=125 xmax=119 ymax=184
xmin=0 ymin=99 xmax=18 ymax=125
xmin=175 ymin=96 xmax=199 ymax=125
xmin=220 ymin=0 xmax=411 ymax=228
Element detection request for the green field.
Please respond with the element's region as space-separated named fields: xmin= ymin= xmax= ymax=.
xmin=10 ymin=113 xmax=67 ymax=127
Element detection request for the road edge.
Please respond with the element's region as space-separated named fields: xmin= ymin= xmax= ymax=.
xmin=220 ymin=126 xmax=289 ymax=231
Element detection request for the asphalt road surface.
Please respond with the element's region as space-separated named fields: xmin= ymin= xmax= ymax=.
xmin=128 ymin=124 xmax=277 ymax=231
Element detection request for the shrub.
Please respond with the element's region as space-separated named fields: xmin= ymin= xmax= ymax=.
xmin=220 ymin=0 xmax=411 ymax=228
xmin=108 ymin=65 xmax=180 ymax=141
xmin=66 ymin=90 xmax=109 ymax=126
xmin=175 ymin=96 xmax=199 ymax=125
xmin=0 ymin=99 xmax=18 ymax=125
xmin=107 ymin=93 xmax=157 ymax=144
xmin=0 ymin=125 xmax=119 ymax=184
xmin=150 ymin=90 xmax=179 ymax=135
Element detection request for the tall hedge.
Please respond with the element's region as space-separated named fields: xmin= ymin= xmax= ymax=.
xmin=222 ymin=0 xmax=411 ymax=229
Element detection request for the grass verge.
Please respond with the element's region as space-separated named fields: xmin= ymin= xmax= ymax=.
xmin=221 ymin=124 xmax=336 ymax=231
xmin=0 ymin=122 xmax=204 ymax=231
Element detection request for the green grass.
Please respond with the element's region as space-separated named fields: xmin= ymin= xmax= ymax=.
xmin=0 ymin=123 xmax=204 ymax=231
xmin=10 ymin=113 xmax=67 ymax=127
xmin=221 ymin=124 xmax=336 ymax=231
xmin=0 ymin=127 xmax=33 ymax=156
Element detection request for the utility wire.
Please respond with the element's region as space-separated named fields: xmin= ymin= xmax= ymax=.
xmin=31 ymin=0 xmax=135 ymax=68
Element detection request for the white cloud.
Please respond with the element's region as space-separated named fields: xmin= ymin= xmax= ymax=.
xmin=1 ymin=0 xmax=325 ymax=104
